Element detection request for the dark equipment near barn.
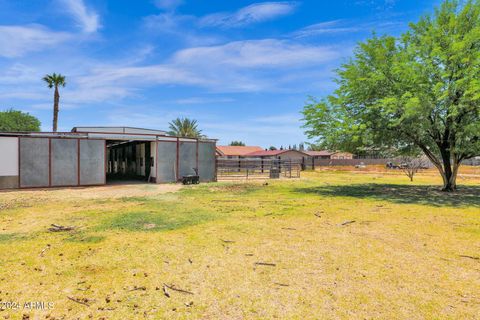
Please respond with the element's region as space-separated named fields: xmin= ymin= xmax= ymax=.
xmin=182 ymin=168 xmax=200 ymax=185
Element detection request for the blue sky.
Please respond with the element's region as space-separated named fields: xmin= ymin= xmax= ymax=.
xmin=0 ymin=0 xmax=440 ymax=147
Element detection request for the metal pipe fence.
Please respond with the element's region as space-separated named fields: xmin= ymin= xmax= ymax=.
xmin=216 ymin=159 xmax=301 ymax=180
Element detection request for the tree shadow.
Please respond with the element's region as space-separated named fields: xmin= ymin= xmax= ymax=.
xmin=294 ymin=184 xmax=480 ymax=208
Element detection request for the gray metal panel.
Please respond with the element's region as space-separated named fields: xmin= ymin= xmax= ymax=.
xmin=179 ymin=142 xmax=197 ymax=177
xmin=79 ymin=140 xmax=105 ymax=185
xmin=0 ymin=176 xmax=19 ymax=189
xmin=156 ymin=141 xmax=177 ymax=183
xmin=19 ymin=138 xmax=49 ymax=187
xmin=198 ymin=142 xmax=216 ymax=182
xmin=51 ymin=139 xmax=78 ymax=186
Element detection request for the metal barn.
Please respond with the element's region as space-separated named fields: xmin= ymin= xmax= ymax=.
xmin=0 ymin=127 xmax=217 ymax=189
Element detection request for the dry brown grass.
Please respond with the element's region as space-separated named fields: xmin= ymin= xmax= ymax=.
xmin=0 ymin=170 xmax=479 ymax=319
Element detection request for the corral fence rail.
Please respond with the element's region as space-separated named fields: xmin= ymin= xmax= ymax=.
xmin=216 ymin=159 xmax=301 ymax=180
xmin=303 ymin=158 xmax=397 ymax=170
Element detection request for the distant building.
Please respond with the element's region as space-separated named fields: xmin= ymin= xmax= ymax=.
xmin=305 ymin=150 xmax=354 ymax=160
xmin=246 ymin=149 xmax=310 ymax=162
xmin=216 ymin=146 xmax=263 ymax=159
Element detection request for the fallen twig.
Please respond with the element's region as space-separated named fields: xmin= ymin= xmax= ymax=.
xmin=162 ymin=285 xmax=170 ymax=298
xmin=221 ymin=239 xmax=235 ymax=243
xmin=128 ymin=286 xmax=146 ymax=292
xmin=459 ymin=255 xmax=479 ymax=260
xmin=163 ymin=284 xmax=194 ymax=295
xmin=67 ymin=296 xmax=91 ymax=307
xmin=77 ymin=285 xmax=91 ymax=291
xmin=254 ymin=262 xmax=276 ymax=267
xmin=39 ymin=244 xmax=51 ymax=257
xmin=48 ymin=224 xmax=76 ymax=232
xmin=274 ymin=283 xmax=289 ymax=287
xmin=281 ymin=227 xmax=296 ymax=230
xmin=340 ymin=220 xmax=356 ymax=226
xmin=314 ymin=213 xmax=322 ymax=218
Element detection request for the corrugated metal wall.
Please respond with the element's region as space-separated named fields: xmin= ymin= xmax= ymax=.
xmin=18 ymin=137 xmax=105 ymax=188
xmin=198 ymin=142 xmax=216 ymax=182
xmin=156 ymin=139 xmax=216 ymax=183
xmin=179 ymin=142 xmax=197 ymax=177
xmin=20 ymin=138 xmax=50 ymax=188
xmin=156 ymin=141 xmax=177 ymax=183
xmin=79 ymin=140 xmax=106 ymax=185
xmin=51 ymin=139 xmax=78 ymax=186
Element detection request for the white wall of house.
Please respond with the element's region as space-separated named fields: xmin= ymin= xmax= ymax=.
xmin=0 ymin=137 xmax=18 ymax=176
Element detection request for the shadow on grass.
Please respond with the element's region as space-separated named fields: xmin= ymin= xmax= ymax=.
xmin=295 ymin=184 xmax=480 ymax=207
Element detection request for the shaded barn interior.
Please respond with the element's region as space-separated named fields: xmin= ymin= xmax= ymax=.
xmin=106 ymin=140 xmax=154 ymax=183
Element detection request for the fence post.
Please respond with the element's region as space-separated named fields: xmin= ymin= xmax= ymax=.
xmin=312 ymin=157 xmax=315 ymax=170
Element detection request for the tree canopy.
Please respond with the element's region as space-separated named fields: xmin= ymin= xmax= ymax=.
xmin=168 ymin=117 xmax=203 ymax=138
xmin=302 ymin=0 xmax=480 ymax=191
xmin=0 ymin=109 xmax=41 ymax=132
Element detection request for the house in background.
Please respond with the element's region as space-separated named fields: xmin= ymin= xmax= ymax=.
xmin=246 ymin=149 xmax=310 ymax=162
xmin=306 ymin=150 xmax=354 ymax=160
xmin=216 ymin=146 xmax=263 ymax=159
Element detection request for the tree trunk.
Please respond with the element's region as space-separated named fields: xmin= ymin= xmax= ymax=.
xmin=53 ymin=86 xmax=60 ymax=132
xmin=439 ymin=149 xmax=458 ymax=192
xmin=419 ymin=143 xmax=460 ymax=192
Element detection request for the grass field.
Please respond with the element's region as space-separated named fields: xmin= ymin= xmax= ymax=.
xmin=0 ymin=169 xmax=479 ymax=319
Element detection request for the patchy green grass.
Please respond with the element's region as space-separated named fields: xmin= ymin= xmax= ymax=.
xmin=0 ymin=170 xmax=479 ymax=319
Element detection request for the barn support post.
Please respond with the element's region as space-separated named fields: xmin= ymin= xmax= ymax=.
xmin=17 ymin=137 xmax=21 ymax=188
xmin=196 ymin=139 xmax=199 ymax=175
xmin=176 ymin=137 xmax=180 ymax=182
xmin=48 ymin=138 xmax=52 ymax=187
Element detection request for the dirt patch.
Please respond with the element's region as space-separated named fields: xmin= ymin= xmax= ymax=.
xmin=0 ymin=183 xmax=182 ymax=204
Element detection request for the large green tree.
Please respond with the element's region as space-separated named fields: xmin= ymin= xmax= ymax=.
xmin=168 ymin=117 xmax=203 ymax=138
xmin=43 ymin=73 xmax=66 ymax=132
xmin=302 ymin=0 xmax=480 ymax=191
xmin=0 ymin=109 xmax=41 ymax=132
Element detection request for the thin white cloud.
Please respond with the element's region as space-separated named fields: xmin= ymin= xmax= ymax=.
xmin=292 ymin=20 xmax=361 ymax=38
xmin=174 ymin=97 xmax=235 ymax=105
xmin=292 ymin=19 xmax=405 ymax=38
xmin=200 ymin=2 xmax=297 ymax=28
xmin=154 ymin=0 xmax=184 ymax=11
xmin=65 ymin=38 xmax=340 ymax=100
xmin=0 ymin=25 xmax=71 ymax=58
xmin=172 ymin=39 xmax=337 ymax=68
xmin=60 ymin=0 xmax=100 ymax=33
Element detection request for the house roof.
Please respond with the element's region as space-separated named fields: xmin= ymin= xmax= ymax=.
xmin=305 ymin=150 xmax=334 ymax=156
xmin=246 ymin=149 xmax=309 ymax=157
xmin=72 ymin=126 xmax=167 ymax=135
xmin=216 ymin=146 xmax=263 ymax=157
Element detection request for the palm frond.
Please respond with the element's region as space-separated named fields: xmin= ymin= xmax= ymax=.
xmin=168 ymin=117 xmax=203 ymax=138
xmin=43 ymin=73 xmax=67 ymax=88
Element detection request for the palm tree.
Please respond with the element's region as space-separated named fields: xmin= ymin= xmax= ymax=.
xmin=168 ymin=117 xmax=203 ymax=138
xmin=43 ymin=73 xmax=66 ymax=132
